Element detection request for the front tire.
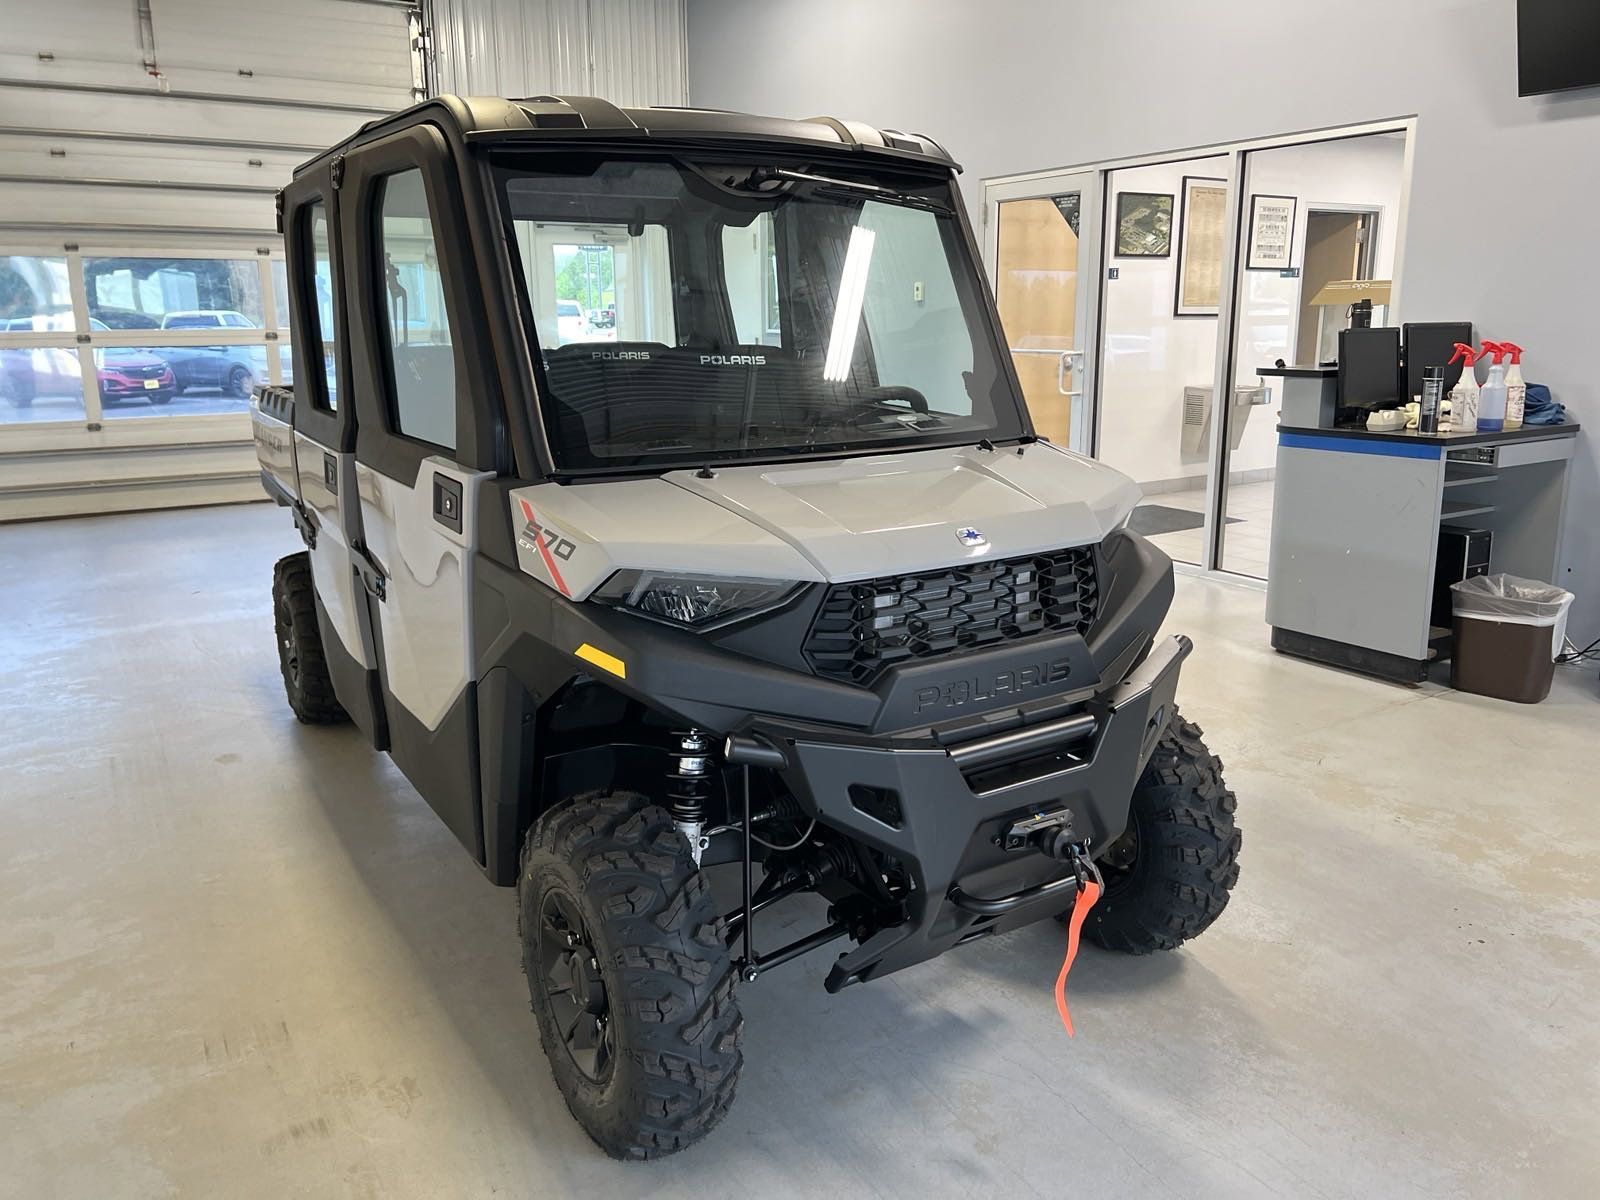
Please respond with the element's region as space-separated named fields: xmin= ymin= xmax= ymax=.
xmin=519 ymin=792 xmax=743 ymax=1160
xmin=1081 ymin=709 xmax=1241 ymax=954
xmin=271 ymin=552 xmax=348 ymax=725
xmin=228 ymin=365 xmax=252 ymax=398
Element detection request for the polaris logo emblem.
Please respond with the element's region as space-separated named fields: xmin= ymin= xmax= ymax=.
xmin=914 ymin=659 xmax=1072 ymax=713
xmin=592 ymin=350 xmax=650 ymax=361
xmin=956 ymin=527 xmax=987 ymax=547
xmin=699 ymin=354 xmax=766 ymax=366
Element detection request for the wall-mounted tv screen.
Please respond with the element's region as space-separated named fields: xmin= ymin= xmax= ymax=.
xmin=1519 ymin=0 xmax=1600 ymax=96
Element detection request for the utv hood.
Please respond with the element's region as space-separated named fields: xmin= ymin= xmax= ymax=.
xmin=663 ymin=443 xmax=1139 ymax=581
xmin=507 ymin=443 xmax=1140 ymax=599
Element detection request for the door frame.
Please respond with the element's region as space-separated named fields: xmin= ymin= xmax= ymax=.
xmin=982 ymin=115 xmax=1417 ymax=579
xmin=982 ymin=171 xmax=1101 ymax=455
xmin=1296 ymin=203 xmax=1384 ymax=364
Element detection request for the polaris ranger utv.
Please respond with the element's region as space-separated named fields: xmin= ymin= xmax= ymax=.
xmin=254 ymin=94 xmax=1240 ymax=1159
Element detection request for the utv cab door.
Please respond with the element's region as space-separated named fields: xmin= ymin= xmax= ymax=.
xmin=279 ymin=167 xmax=385 ymax=745
xmin=341 ymin=126 xmax=499 ymax=861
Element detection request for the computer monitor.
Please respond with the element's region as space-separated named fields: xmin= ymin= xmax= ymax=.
xmin=1403 ymin=322 xmax=1474 ymax=400
xmin=1338 ymin=326 xmax=1401 ymax=416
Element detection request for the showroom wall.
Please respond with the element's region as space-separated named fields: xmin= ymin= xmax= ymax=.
xmin=685 ymin=0 xmax=1600 ymax=640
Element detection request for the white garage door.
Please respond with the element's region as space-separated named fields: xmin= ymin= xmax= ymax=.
xmin=0 ymin=0 xmax=419 ymax=519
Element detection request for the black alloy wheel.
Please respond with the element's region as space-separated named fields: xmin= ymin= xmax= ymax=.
xmin=276 ymin=585 xmax=302 ymax=692
xmin=536 ymin=888 xmax=617 ymax=1084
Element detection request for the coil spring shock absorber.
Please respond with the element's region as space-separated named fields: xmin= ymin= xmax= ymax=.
xmin=667 ymin=730 xmax=715 ymax=865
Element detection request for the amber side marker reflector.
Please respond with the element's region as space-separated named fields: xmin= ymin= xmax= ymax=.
xmin=575 ymin=642 xmax=626 ymax=679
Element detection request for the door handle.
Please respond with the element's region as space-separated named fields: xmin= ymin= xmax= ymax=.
xmin=432 ymin=472 xmax=463 ymax=533
xmin=1008 ymin=347 xmax=1081 ymax=396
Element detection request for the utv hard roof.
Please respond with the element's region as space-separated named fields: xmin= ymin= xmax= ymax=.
xmin=294 ymin=93 xmax=959 ymax=175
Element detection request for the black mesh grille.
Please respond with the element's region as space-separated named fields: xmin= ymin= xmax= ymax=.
xmin=803 ymin=547 xmax=1099 ymax=685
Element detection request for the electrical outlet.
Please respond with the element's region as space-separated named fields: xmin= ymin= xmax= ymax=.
xmin=913 ymin=280 xmax=924 ymax=303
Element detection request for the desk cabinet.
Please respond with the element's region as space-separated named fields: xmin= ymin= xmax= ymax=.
xmin=1265 ymin=424 xmax=1579 ymax=682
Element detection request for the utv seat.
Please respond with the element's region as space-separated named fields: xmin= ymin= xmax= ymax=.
xmin=542 ymin=346 xmax=840 ymax=461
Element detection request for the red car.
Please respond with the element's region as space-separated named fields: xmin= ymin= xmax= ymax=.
xmin=96 ymin=348 xmax=176 ymax=405
xmin=0 ymin=340 xmax=175 ymax=408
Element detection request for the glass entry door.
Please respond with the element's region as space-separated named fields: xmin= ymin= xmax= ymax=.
xmin=987 ymin=173 xmax=1098 ymax=453
xmin=1095 ymin=156 xmax=1233 ymax=567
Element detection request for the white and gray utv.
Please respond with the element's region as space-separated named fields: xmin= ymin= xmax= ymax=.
xmin=253 ymin=94 xmax=1241 ymax=1159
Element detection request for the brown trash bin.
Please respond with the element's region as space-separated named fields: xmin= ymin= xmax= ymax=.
xmin=1449 ymin=574 xmax=1573 ymax=704
xmin=1451 ymin=616 xmax=1558 ymax=702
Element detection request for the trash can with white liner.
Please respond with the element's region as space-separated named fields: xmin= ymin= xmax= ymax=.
xmin=1450 ymin=574 xmax=1575 ymax=703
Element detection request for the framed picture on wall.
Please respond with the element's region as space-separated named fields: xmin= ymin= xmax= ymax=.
xmin=1174 ymin=176 xmax=1228 ymax=317
xmin=1114 ymin=192 xmax=1173 ymax=257
xmin=1246 ymin=194 xmax=1297 ymax=270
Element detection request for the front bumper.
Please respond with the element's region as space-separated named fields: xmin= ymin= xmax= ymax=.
xmin=769 ymin=632 xmax=1191 ymax=990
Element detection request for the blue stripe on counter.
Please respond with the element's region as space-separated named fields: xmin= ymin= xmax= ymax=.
xmin=1279 ymin=432 xmax=1443 ymax=460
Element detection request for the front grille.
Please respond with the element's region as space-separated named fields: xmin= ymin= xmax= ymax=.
xmin=803 ymin=546 xmax=1099 ymax=685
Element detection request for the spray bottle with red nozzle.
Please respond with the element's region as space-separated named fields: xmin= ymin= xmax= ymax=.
xmin=1446 ymin=342 xmax=1481 ymax=433
xmin=1500 ymin=341 xmax=1526 ymax=430
xmin=1477 ymin=341 xmax=1509 ymax=432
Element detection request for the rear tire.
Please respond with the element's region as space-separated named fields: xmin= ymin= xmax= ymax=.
xmin=1079 ymin=709 xmax=1240 ymax=954
xmin=229 ymin=365 xmax=252 ymax=398
xmin=519 ymin=791 xmax=743 ymax=1160
xmin=271 ymin=552 xmax=348 ymax=725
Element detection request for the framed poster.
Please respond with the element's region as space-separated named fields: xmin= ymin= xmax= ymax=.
xmin=1174 ymin=176 xmax=1227 ymax=317
xmin=1247 ymin=194 xmax=1297 ymax=270
xmin=1114 ymin=192 xmax=1173 ymax=257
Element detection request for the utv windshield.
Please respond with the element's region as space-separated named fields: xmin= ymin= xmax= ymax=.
xmin=492 ymin=152 xmax=1026 ymax=472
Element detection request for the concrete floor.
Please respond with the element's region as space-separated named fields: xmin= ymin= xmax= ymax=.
xmin=2 ymin=503 xmax=1597 ymax=1200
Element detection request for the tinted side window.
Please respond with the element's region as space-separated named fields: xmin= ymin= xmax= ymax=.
xmin=376 ymin=169 xmax=456 ymax=450
xmin=307 ymin=200 xmax=339 ymax=411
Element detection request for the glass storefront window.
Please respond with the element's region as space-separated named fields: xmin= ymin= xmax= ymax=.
xmin=98 ymin=344 xmax=268 ymax=419
xmin=82 ymin=257 xmax=264 ymax=330
xmin=2 ymin=252 xmax=280 ymax=425
xmin=271 ymin=259 xmax=290 ymax=333
xmin=0 ymin=345 xmax=87 ymax=424
xmin=0 ymin=256 xmax=73 ymax=328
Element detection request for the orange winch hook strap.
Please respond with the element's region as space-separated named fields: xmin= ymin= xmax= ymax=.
xmin=1054 ymin=879 xmax=1101 ymax=1038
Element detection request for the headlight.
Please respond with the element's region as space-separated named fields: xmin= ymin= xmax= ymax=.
xmin=590 ymin=569 xmax=802 ymax=629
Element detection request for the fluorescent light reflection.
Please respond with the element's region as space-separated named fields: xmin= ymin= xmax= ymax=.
xmin=822 ymin=225 xmax=876 ymax=382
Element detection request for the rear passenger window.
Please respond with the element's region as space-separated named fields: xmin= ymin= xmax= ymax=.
xmin=306 ymin=200 xmax=339 ymax=410
xmin=721 ymin=212 xmax=782 ymax=346
xmin=376 ymin=169 xmax=456 ymax=451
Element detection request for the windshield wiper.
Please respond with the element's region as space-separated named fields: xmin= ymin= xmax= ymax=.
xmin=743 ymin=167 xmax=952 ymax=213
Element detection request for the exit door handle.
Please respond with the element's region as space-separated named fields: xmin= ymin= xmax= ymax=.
xmin=1008 ymin=347 xmax=1081 ymax=395
xmin=432 ymin=472 xmax=463 ymax=533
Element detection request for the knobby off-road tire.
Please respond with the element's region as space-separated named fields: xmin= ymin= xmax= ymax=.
xmin=519 ymin=791 xmax=743 ymax=1160
xmin=1081 ymin=709 xmax=1241 ymax=954
xmin=271 ymin=552 xmax=348 ymax=725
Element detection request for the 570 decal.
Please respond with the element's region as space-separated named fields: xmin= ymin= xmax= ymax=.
xmin=515 ymin=497 xmax=576 ymax=597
